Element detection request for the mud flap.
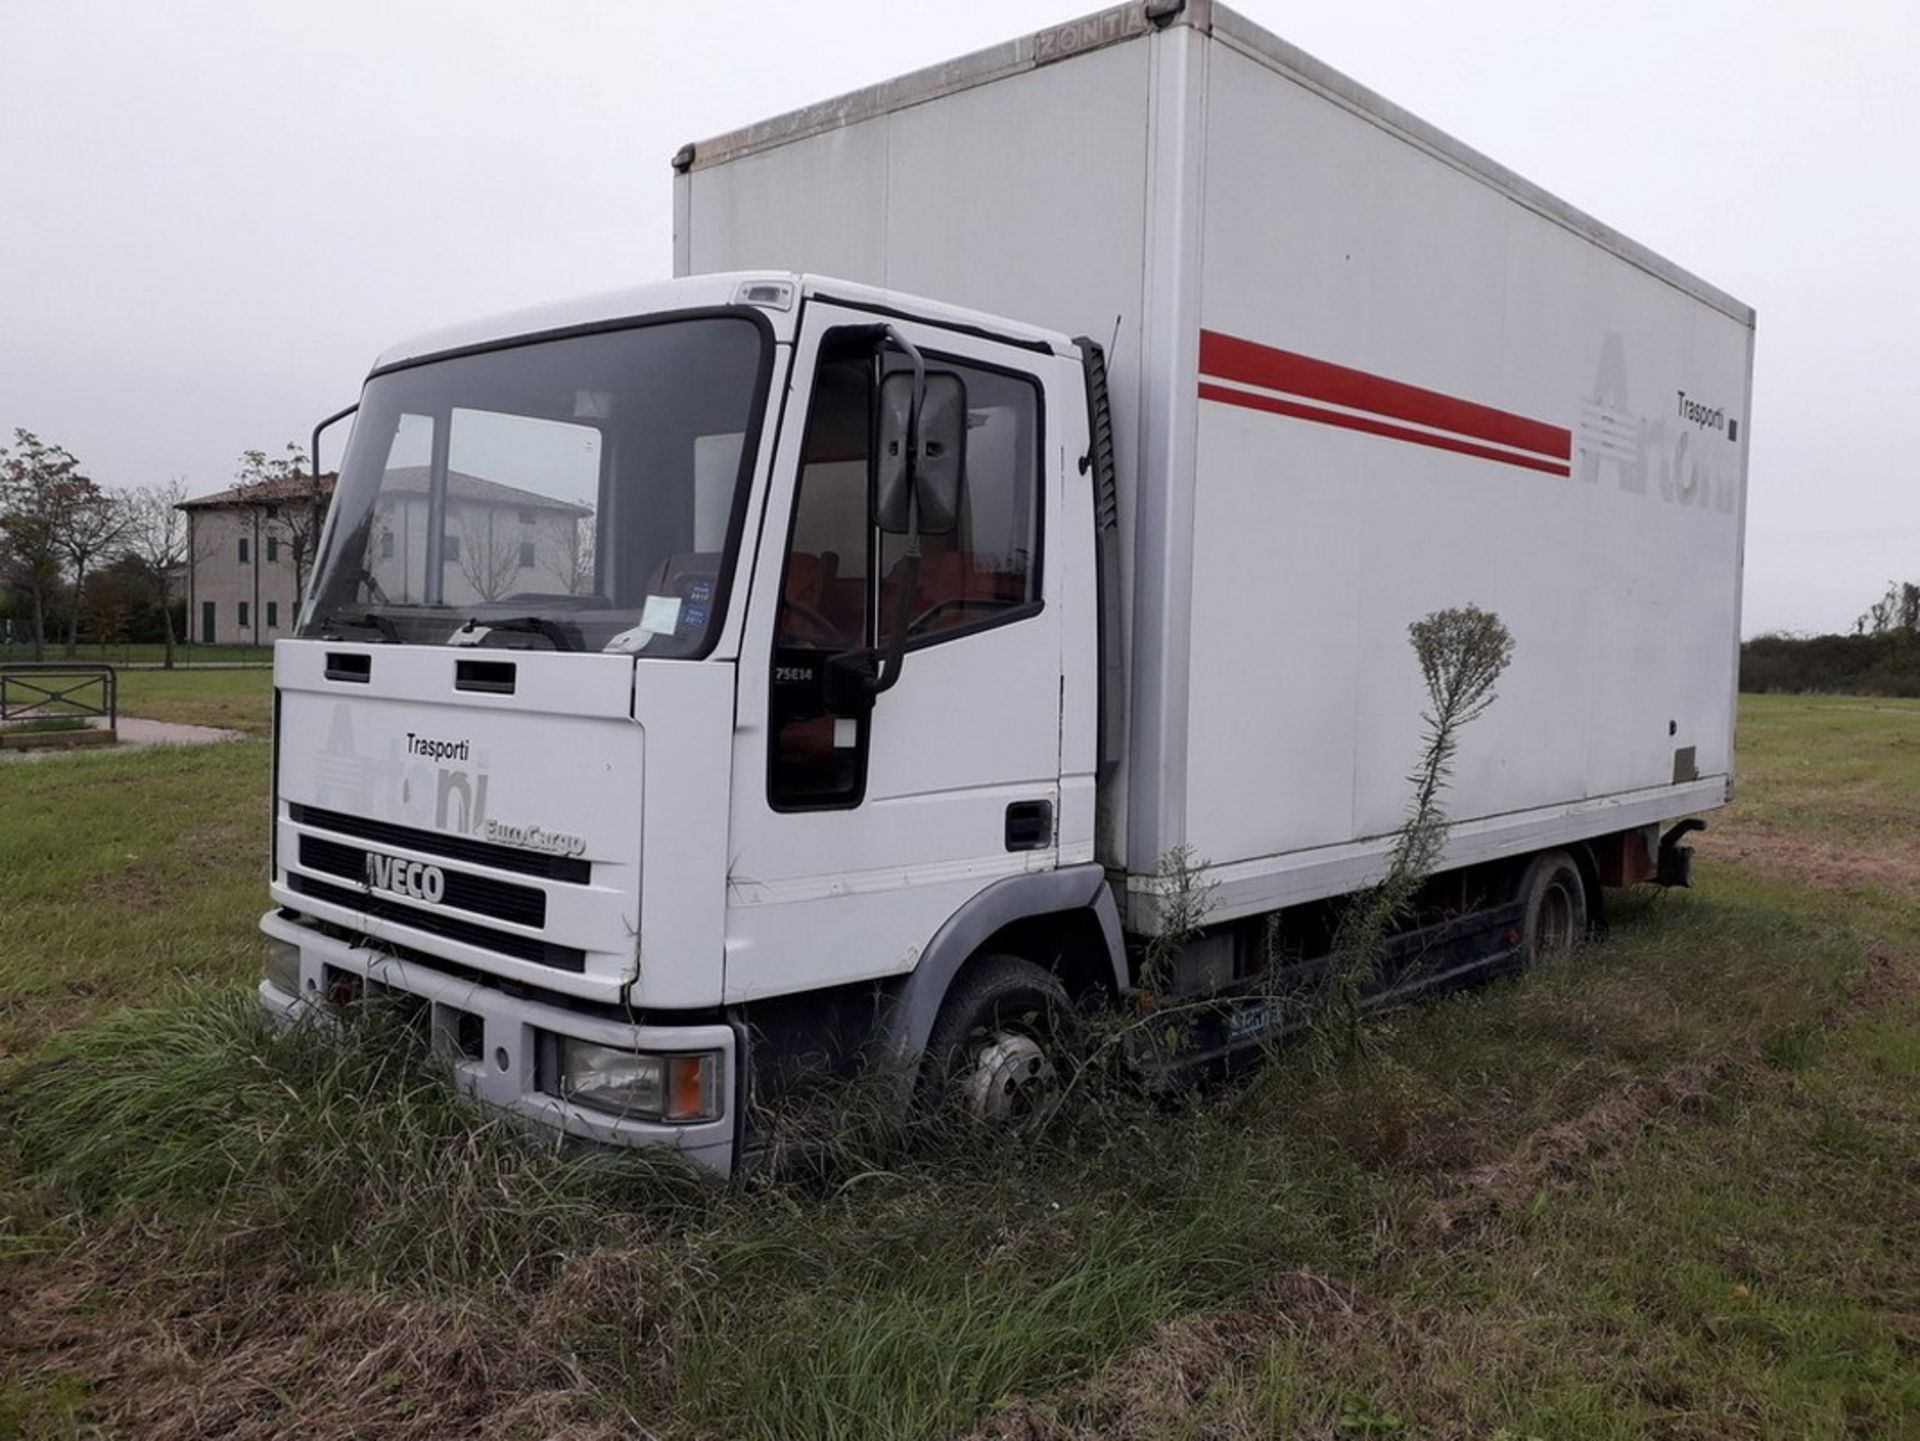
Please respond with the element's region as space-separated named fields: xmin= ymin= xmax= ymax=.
xmin=1656 ymin=818 xmax=1707 ymax=888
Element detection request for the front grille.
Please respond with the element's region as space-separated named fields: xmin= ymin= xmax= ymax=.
xmin=287 ymin=873 xmax=586 ymax=973
xmin=287 ymin=802 xmax=591 ymax=884
xmin=298 ymin=835 xmax=547 ymax=928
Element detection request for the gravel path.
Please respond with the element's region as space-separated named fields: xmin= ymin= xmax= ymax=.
xmin=0 ymin=716 xmax=243 ymax=761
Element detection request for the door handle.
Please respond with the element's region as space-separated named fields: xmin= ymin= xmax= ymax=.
xmin=1004 ymin=799 xmax=1053 ymax=852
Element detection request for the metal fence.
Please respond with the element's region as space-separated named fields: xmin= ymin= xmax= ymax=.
xmin=0 ymin=662 xmax=119 ymax=733
xmin=0 ymin=637 xmax=272 ymax=668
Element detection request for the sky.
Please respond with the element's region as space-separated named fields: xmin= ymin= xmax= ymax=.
xmin=1 ymin=0 xmax=1913 ymax=637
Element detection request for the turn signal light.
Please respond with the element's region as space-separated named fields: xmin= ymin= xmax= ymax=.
xmin=666 ymin=1053 xmax=719 ymax=1122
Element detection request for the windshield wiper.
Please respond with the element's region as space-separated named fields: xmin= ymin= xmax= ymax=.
xmin=451 ymin=616 xmax=576 ymax=652
xmin=321 ymin=612 xmax=399 ymax=643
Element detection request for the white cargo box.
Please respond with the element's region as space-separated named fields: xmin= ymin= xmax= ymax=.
xmin=677 ymin=0 xmax=1753 ymax=928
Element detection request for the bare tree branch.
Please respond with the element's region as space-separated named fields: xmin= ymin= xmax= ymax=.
xmin=453 ymin=511 xmax=521 ymax=603
xmin=123 ymin=477 xmax=212 ymax=669
xmin=232 ymin=442 xmax=332 ymax=607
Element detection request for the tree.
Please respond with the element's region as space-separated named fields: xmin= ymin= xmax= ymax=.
xmin=80 ymin=554 xmax=143 ymax=650
xmin=123 ymin=477 xmax=205 ymax=669
xmin=556 ymin=512 xmax=596 ymax=597
xmin=48 ymin=474 xmax=128 ymax=655
xmin=0 ymin=430 xmax=85 ymax=660
xmin=453 ymin=510 xmax=522 ymax=603
xmin=233 ymin=443 xmax=330 ymax=603
xmin=1856 ymin=580 xmax=1920 ymax=639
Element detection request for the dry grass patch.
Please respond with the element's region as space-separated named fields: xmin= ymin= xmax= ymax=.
xmin=1709 ymin=817 xmax=1920 ymax=897
xmin=0 ymin=1238 xmax=620 ymax=1441
xmin=1418 ymin=1052 xmax=1749 ymax=1242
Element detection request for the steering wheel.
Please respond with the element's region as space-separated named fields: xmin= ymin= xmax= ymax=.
xmin=778 ymin=598 xmax=842 ymax=648
xmin=905 ymin=595 xmax=1014 ymax=638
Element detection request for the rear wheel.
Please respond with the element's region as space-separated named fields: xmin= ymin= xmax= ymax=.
xmin=923 ymin=953 xmax=1072 ymax=1124
xmin=1517 ymin=849 xmax=1588 ymax=965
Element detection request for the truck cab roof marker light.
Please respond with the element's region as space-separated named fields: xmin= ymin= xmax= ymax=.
xmin=733 ymin=279 xmax=795 ymax=311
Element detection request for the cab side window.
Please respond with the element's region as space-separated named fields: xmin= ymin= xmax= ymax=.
xmin=878 ymin=360 xmax=1042 ymax=648
xmin=768 ymin=338 xmax=1042 ymax=809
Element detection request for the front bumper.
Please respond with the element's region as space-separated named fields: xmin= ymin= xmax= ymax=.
xmin=258 ymin=910 xmax=739 ymax=1174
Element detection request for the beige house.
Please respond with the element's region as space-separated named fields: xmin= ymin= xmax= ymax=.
xmin=362 ymin=468 xmax=594 ymax=609
xmin=179 ymin=475 xmax=337 ymax=646
xmin=180 ymin=470 xmax=592 ymax=644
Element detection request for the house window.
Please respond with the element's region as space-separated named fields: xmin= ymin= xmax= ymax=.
xmin=518 ymin=540 xmax=536 ymax=568
xmin=380 ymin=531 xmax=395 ymax=559
xmin=443 ymin=534 xmax=461 ymax=561
xmin=237 ymin=600 xmax=250 ymax=628
xmin=266 ymin=536 xmax=279 ymax=563
xmin=238 ymin=536 xmax=250 ymax=564
xmin=266 ymin=601 xmax=279 ymax=628
xmin=517 ymin=508 xmax=536 ymax=525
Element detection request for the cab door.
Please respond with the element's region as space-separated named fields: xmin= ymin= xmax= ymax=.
xmin=724 ymin=304 xmax=1066 ymax=1004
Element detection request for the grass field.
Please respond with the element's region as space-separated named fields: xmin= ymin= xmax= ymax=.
xmin=0 ymin=668 xmax=272 ymax=741
xmin=1 ymin=680 xmax=1915 ymax=1439
xmin=112 ymin=667 xmax=275 ymax=736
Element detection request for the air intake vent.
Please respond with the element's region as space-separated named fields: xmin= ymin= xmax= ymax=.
xmin=287 ymin=873 xmax=585 ymax=973
xmin=288 ymin=804 xmax=590 ymax=884
xmin=298 ymin=835 xmax=547 ymax=928
xmin=1075 ymin=335 xmax=1124 ymax=771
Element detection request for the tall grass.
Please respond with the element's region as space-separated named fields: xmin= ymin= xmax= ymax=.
xmin=6 ymin=991 xmax=713 ymax=1284
xmin=1 ymin=983 xmax=1369 ymax=1437
xmin=4 ymin=875 xmax=1890 ymax=1437
xmin=6 ymin=685 xmax=1917 ymax=1435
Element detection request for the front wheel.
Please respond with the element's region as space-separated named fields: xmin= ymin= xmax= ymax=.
xmin=1517 ymin=849 xmax=1588 ymax=965
xmin=922 ymin=953 xmax=1072 ymax=1124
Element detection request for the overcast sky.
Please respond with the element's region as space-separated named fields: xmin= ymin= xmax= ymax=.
xmin=2 ymin=0 xmax=1912 ymax=635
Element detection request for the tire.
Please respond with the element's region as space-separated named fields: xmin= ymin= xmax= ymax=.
xmin=922 ymin=953 xmax=1073 ymax=1124
xmin=1517 ymin=849 xmax=1588 ymax=965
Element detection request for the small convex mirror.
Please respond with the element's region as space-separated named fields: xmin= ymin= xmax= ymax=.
xmin=874 ymin=370 xmax=967 ymax=535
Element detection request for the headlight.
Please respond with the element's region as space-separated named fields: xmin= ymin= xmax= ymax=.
xmin=553 ymin=1039 xmax=720 ymax=1123
xmin=264 ymin=936 xmax=302 ymax=996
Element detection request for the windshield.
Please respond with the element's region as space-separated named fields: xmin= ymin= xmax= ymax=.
xmin=303 ymin=314 xmax=770 ymax=656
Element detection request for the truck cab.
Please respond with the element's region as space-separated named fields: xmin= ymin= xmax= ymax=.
xmin=261 ymin=272 xmax=1121 ymax=1173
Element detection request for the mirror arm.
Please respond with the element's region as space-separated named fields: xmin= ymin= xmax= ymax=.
xmin=310 ymin=403 xmax=358 ymax=488
xmin=299 ymin=402 xmax=359 ymax=629
xmin=872 ymin=326 xmax=925 ymax=696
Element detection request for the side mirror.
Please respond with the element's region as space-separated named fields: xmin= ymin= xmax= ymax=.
xmin=824 ymin=648 xmax=879 ymax=716
xmin=874 ymin=370 xmax=967 ymax=535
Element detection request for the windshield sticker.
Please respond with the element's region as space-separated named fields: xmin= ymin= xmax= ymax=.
xmin=640 ymin=594 xmax=682 ymax=635
xmin=602 ymin=625 xmax=653 ymax=654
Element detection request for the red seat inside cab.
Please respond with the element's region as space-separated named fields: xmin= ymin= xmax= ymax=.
xmin=655 ymin=542 xmax=1020 ymax=649
xmin=644 ymin=551 xmax=720 ymax=598
xmin=778 ymin=550 xmax=870 ymax=647
xmin=880 ymin=542 xmax=1025 ymax=640
xmin=645 ymin=549 xmax=850 ymax=646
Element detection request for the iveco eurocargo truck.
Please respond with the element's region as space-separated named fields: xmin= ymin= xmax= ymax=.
xmin=260 ymin=1 xmax=1753 ymax=1173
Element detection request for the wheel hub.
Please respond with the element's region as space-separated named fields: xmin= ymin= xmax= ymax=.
xmin=1539 ymin=880 xmax=1577 ymax=954
xmin=962 ymin=1030 xmax=1058 ymax=1123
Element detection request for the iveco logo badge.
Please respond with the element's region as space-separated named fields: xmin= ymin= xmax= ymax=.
xmin=364 ymin=851 xmax=446 ymax=904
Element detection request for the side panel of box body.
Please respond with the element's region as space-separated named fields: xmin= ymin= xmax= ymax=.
xmin=1173 ymin=37 xmax=1753 ymax=925
xmin=678 ymin=27 xmax=1205 ymax=879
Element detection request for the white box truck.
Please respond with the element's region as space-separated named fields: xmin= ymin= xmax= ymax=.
xmin=261 ymin=0 xmax=1753 ymax=1173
